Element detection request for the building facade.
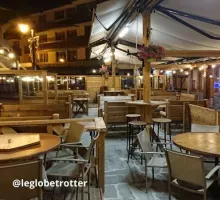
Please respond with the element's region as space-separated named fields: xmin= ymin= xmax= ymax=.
xmin=1 ymin=0 xmax=100 ymax=72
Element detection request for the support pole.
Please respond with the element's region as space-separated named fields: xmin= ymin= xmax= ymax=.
xmin=54 ymin=74 xmax=58 ymax=103
xmin=18 ymin=78 xmax=23 ymax=104
xmin=111 ymin=47 xmax=116 ymax=89
xmin=142 ymin=10 xmax=151 ymax=103
xmin=42 ymin=71 xmax=48 ymax=105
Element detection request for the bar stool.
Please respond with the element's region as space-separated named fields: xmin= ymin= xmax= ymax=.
xmin=152 ymin=118 xmax=172 ymax=150
xmin=126 ymin=114 xmax=141 ymax=150
xmin=127 ymin=121 xmax=147 ymax=163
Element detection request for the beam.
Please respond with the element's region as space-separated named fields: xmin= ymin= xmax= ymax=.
xmin=0 ymin=70 xmax=47 ymax=75
xmin=154 ymin=59 xmax=220 ymax=69
xmin=165 ymin=50 xmax=220 ymax=57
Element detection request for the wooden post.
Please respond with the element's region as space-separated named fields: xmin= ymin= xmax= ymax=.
xmin=18 ymin=78 xmax=23 ymax=104
xmin=111 ymin=47 xmax=116 ymax=89
xmin=142 ymin=10 xmax=152 ymax=124
xmin=54 ymin=74 xmax=58 ymax=103
xmin=66 ymin=76 xmax=69 ymax=90
xmin=142 ymin=10 xmax=151 ymax=103
xmin=42 ymin=71 xmax=48 ymax=105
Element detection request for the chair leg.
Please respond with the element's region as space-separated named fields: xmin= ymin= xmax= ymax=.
xmin=168 ymin=180 xmax=171 ymax=200
xmin=88 ymin=169 xmax=91 ymax=200
xmin=75 ymin=178 xmax=79 ymax=200
xmin=152 ymin=168 xmax=154 ymax=181
xmin=169 ymin=122 xmax=172 ymax=149
xmin=145 ymin=159 xmax=148 ymax=193
xmin=63 ymin=177 xmax=67 ymax=200
xmin=51 ymin=177 xmax=57 ymax=200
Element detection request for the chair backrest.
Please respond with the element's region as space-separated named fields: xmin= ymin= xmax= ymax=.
xmin=191 ymin=123 xmax=220 ymax=133
xmin=165 ymin=149 xmax=205 ymax=188
xmin=137 ymin=129 xmax=154 ymax=160
xmin=65 ymin=122 xmax=84 ymax=143
xmin=0 ymin=159 xmax=42 ymax=200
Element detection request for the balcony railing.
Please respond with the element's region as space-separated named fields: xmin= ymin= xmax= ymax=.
xmin=38 ymin=37 xmax=89 ymax=50
xmin=36 ymin=14 xmax=92 ymax=33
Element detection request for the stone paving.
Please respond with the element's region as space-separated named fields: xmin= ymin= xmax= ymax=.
xmin=81 ymin=108 xmax=220 ymax=200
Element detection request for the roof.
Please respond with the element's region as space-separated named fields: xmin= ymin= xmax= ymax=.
xmin=89 ymin=0 xmax=220 ymax=68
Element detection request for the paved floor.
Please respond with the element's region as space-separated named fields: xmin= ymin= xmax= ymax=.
xmin=79 ymin=108 xmax=220 ymax=200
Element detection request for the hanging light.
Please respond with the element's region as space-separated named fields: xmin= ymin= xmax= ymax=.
xmin=212 ymin=64 xmax=216 ymax=69
xmin=8 ymin=52 xmax=15 ymax=59
xmin=160 ymin=70 xmax=163 ymax=73
xmin=127 ymin=73 xmax=130 ymax=76
xmin=119 ymin=27 xmax=129 ymax=38
xmin=180 ymin=69 xmax=183 ymax=72
xmin=172 ymin=70 xmax=176 ymax=74
xmin=199 ymin=66 xmax=204 ymax=71
xmin=0 ymin=49 xmax=4 ymax=54
xmin=104 ymin=56 xmax=111 ymax=63
xmin=185 ymin=71 xmax=189 ymax=75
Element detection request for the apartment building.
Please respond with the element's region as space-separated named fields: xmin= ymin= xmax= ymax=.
xmin=1 ymin=0 xmax=100 ymax=72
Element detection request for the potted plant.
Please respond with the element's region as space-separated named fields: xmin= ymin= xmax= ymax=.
xmin=99 ymin=65 xmax=109 ymax=79
xmin=137 ymin=45 xmax=165 ymax=62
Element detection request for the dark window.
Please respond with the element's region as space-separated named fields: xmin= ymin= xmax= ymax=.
xmin=55 ymin=10 xmax=65 ymax=20
xmin=66 ymin=30 xmax=77 ymax=39
xmin=39 ymin=53 xmax=48 ymax=62
xmin=13 ymin=41 xmax=20 ymax=48
xmin=67 ymin=50 xmax=77 ymax=61
xmin=85 ymin=26 xmax=91 ymax=36
xmin=39 ymin=35 xmax=47 ymax=43
xmin=66 ymin=7 xmax=77 ymax=18
xmin=64 ymin=77 xmax=86 ymax=90
xmin=55 ymin=32 xmax=65 ymax=40
xmin=39 ymin=15 xmax=46 ymax=23
xmin=56 ymin=51 xmax=66 ymax=62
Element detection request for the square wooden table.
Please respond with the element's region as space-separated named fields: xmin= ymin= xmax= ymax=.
xmin=72 ymin=98 xmax=89 ymax=116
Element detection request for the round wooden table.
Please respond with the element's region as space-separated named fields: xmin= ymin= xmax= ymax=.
xmin=173 ymin=132 xmax=220 ymax=165
xmin=0 ymin=134 xmax=60 ymax=162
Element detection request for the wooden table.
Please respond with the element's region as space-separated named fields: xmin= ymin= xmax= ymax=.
xmin=0 ymin=134 xmax=60 ymax=162
xmin=126 ymin=100 xmax=167 ymax=123
xmin=72 ymin=97 xmax=89 ymax=116
xmin=0 ymin=117 xmax=106 ymax=192
xmin=173 ymin=132 xmax=220 ymax=165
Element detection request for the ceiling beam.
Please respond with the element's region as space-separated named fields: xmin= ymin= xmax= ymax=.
xmin=154 ymin=59 xmax=220 ymax=69
xmin=165 ymin=50 xmax=220 ymax=58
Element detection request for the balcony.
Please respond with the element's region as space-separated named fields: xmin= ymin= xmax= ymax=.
xmin=38 ymin=37 xmax=89 ymax=51
xmin=38 ymin=59 xmax=100 ymax=68
xmin=35 ymin=14 xmax=92 ymax=33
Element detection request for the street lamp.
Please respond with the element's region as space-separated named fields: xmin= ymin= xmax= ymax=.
xmin=18 ymin=23 xmax=39 ymax=70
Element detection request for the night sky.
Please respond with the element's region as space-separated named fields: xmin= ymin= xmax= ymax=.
xmin=0 ymin=0 xmax=72 ymax=15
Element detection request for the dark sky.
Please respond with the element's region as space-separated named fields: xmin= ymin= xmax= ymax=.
xmin=0 ymin=0 xmax=72 ymax=15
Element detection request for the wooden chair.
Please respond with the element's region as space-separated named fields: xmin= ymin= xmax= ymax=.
xmin=137 ymin=129 xmax=167 ymax=192
xmin=0 ymin=159 xmax=43 ymax=200
xmin=46 ymin=132 xmax=99 ymax=200
xmin=165 ymin=149 xmax=220 ymax=200
xmin=44 ymin=121 xmax=85 ymax=164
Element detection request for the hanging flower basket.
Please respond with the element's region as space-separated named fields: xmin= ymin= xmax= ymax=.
xmin=137 ymin=45 xmax=165 ymax=62
xmin=99 ymin=65 xmax=109 ymax=80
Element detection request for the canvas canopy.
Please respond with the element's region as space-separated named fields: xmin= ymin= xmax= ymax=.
xmin=89 ymin=0 xmax=220 ymax=67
